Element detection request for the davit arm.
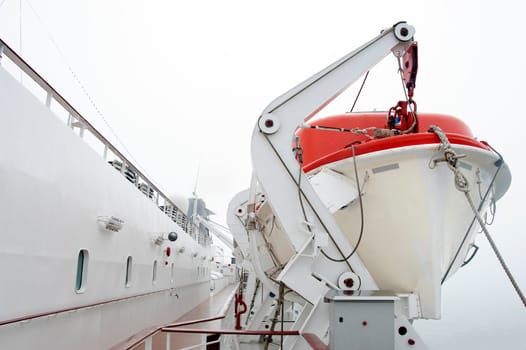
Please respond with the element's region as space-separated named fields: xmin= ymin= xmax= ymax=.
xmin=249 ymin=22 xmax=416 ymax=303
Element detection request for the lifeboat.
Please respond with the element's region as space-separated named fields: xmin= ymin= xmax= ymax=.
xmin=235 ymin=24 xmax=514 ymax=324
xmin=296 ymin=103 xmax=511 ymax=317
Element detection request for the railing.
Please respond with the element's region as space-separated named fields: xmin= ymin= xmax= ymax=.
xmin=106 ymin=283 xmax=326 ymax=350
xmin=179 ymin=338 xmax=220 ymax=350
xmin=110 ymin=284 xmax=238 ymax=350
xmin=0 ymin=37 xmax=198 ymax=239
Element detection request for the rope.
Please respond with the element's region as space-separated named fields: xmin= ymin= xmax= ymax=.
xmin=245 ymin=279 xmax=260 ymax=325
xmin=347 ymin=71 xmax=370 ymax=113
xmin=261 ymin=133 xmax=354 ymax=273
xmin=298 ymin=136 xmax=362 ymax=270
xmin=319 ymin=144 xmax=365 ymax=263
xmin=464 ymin=187 xmax=526 ymax=308
xmin=19 ymin=0 xmax=22 ymax=82
xmin=302 ymin=57 xmax=418 ymax=138
xmin=296 ymin=139 xmax=356 ymax=273
xmin=264 ymin=282 xmax=285 ymax=350
xmin=296 ymin=140 xmax=363 ymax=288
xmin=429 ymin=125 xmax=526 ymax=307
xmin=300 ymin=124 xmax=376 ymax=139
xmin=441 ymin=161 xmax=502 ymax=284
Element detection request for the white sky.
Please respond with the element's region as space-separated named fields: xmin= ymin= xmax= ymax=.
xmin=1 ymin=0 xmax=525 ymax=348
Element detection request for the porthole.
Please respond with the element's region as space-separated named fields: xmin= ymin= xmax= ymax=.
xmin=152 ymin=260 xmax=158 ymax=284
xmin=75 ymin=249 xmax=89 ymax=293
xmin=125 ymin=256 xmax=133 ymax=287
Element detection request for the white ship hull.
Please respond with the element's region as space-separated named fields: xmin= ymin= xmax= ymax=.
xmin=0 ymin=56 xmax=227 ymax=348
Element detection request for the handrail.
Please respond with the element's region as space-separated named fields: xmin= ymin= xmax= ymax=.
xmin=161 ymin=328 xmax=300 ymax=336
xmin=181 ymin=339 xmax=220 ymax=350
xmin=109 ymin=325 xmax=162 ymax=350
xmin=0 ymin=37 xmax=190 ymax=229
xmin=110 ymin=283 xmax=239 ymax=350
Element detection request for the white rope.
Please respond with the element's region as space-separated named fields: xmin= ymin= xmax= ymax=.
xmin=429 ymin=125 xmax=526 ymax=308
xmin=463 ymin=187 xmax=526 ymax=307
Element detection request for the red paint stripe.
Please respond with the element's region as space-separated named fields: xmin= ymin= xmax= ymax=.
xmin=0 ymin=288 xmax=174 ymax=327
xmin=297 ymin=112 xmax=490 ymax=172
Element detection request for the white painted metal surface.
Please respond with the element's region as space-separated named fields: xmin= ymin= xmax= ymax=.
xmin=0 ymin=43 xmax=228 ymax=349
xmin=249 ymin=23 xmax=418 ymax=304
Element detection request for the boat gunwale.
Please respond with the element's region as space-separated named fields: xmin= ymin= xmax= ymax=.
xmin=302 ymin=132 xmax=491 ymax=173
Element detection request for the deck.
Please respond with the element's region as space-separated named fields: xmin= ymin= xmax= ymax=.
xmin=110 ymin=283 xmax=238 ymax=350
xmin=110 ymin=282 xmax=328 ymax=350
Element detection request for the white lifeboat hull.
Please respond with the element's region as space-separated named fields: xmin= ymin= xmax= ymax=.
xmin=308 ymin=143 xmax=510 ymax=318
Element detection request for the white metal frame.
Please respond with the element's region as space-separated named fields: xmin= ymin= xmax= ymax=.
xmin=249 ymin=22 xmax=416 ymax=302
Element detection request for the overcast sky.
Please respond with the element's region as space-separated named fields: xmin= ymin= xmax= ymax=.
xmin=1 ymin=0 xmax=525 ymax=348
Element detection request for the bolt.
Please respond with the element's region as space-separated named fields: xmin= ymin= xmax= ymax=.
xmin=343 ymin=278 xmax=354 ymax=288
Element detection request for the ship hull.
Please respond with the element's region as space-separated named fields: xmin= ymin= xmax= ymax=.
xmin=0 ymin=63 xmax=226 ymax=348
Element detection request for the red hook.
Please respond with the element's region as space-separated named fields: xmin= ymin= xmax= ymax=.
xmin=234 ymin=294 xmax=247 ymax=330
